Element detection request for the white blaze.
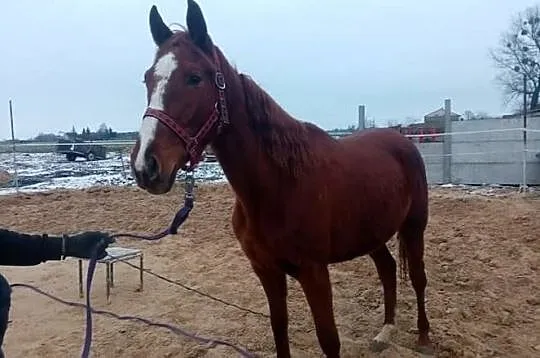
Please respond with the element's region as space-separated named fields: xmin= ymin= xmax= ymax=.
xmin=135 ymin=52 xmax=178 ymax=172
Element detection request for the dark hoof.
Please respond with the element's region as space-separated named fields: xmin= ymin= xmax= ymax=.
xmin=370 ymin=339 xmax=391 ymax=352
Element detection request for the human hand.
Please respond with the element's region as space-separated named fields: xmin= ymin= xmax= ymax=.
xmin=65 ymin=232 xmax=115 ymax=259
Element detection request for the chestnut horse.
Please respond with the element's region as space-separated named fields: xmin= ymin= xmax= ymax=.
xmin=131 ymin=1 xmax=433 ymax=356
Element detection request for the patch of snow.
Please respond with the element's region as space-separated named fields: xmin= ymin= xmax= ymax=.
xmin=0 ymin=151 xmax=226 ymax=195
xmin=440 ymin=183 xmax=455 ymax=188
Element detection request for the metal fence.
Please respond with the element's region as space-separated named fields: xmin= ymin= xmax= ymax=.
xmin=1 ymin=125 xmax=539 ymax=195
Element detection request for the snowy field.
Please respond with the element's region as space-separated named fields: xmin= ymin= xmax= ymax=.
xmin=0 ymin=152 xmax=226 ymax=195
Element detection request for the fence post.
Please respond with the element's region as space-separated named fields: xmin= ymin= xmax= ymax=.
xmin=8 ymin=100 xmax=19 ymax=193
xmin=442 ymin=99 xmax=452 ymax=183
xmin=520 ymin=83 xmax=528 ymax=192
xmin=521 ymin=130 xmax=528 ymax=192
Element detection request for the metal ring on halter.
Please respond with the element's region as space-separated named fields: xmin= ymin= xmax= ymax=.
xmin=215 ymin=72 xmax=226 ymax=90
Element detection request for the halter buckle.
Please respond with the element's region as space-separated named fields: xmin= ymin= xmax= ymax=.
xmin=215 ymin=71 xmax=226 ymax=90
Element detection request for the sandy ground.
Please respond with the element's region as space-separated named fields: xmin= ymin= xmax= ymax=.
xmin=0 ymin=183 xmax=539 ymax=358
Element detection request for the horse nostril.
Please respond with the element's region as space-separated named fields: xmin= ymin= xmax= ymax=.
xmin=146 ymin=155 xmax=160 ymax=181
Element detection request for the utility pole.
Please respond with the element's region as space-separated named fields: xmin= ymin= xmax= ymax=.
xmin=9 ymin=99 xmax=19 ymax=193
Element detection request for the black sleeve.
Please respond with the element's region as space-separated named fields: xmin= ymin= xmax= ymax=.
xmin=0 ymin=229 xmax=63 ymax=266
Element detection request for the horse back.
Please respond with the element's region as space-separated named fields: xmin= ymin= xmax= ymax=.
xmin=341 ymin=127 xmax=428 ymax=212
xmin=342 ymin=128 xmax=427 ymax=190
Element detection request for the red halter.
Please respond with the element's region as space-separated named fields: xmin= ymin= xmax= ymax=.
xmin=142 ymin=51 xmax=229 ymax=171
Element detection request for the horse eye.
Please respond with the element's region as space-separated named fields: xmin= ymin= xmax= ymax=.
xmin=187 ymin=74 xmax=202 ymax=86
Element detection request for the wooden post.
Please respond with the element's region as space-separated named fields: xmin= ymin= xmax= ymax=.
xmin=78 ymin=260 xmax=84 ymax=298
xmin=106 ymin=263 xmax=111 ymax=304
xmin=139 ymin=254 xmax=144 ymax=292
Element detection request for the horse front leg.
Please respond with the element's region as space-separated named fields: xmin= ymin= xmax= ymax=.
xmin=251 ymin=264 xmax=291 ymax=358
xmin=298 ymin=264 xmax=341 ymax=358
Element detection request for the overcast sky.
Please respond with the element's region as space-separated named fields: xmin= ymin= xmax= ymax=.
xmin=0 ymin=0 xmax=536 ymax=139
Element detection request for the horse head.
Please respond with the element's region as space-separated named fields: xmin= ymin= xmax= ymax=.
xmin=131 ymin=0 xmax=228 ymax=194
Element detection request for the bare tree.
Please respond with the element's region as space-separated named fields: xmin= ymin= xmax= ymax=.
xmin=463 ymin=110 xmax=491 ymax=120
xmin=386 ymin=119 xmax=400 ymax=127
xmin=98 ymin=123 xmax=109 ymax=133
xmin=365 ymin=119 xmax=376 ymax=128
xmin=403 ymin=116 xmax=420 ymax=126
xmin=464 ymin=110 xmax=475 ymax=120
xmin=490 ymin=5 xmax=540 ymax=110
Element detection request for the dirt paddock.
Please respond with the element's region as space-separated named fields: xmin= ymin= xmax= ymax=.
xmin=0 ymin=183 xmax=538 ymax=357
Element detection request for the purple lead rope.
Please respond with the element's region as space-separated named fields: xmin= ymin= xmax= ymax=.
xmin=81 ymin=175 xmax=195 ymax=358
xmin=9 ymin=185 xmax=256 ymax=358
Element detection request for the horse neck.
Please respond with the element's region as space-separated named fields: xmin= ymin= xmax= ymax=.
xmin=210 ymin=51 xmax=321 ymax=200
xmin=210 ymin=72 xmax=273 ymax=196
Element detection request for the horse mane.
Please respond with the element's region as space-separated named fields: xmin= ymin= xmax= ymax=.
xmin=238 ymin=73 xmax=334 ymax=179
xmin=162 ymin=31 xmax=334 ymax=179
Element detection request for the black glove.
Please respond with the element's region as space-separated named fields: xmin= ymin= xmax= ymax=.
xmin=64 ymin=232 xmax=115 ymax=260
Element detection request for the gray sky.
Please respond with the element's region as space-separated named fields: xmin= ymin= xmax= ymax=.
xmin=0 ymin=0 xmax=536 ymax=139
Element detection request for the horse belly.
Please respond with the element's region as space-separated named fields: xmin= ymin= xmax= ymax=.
xmin=328 ymin=227 xmax=387 ymax=263
xmin=327 ymin=176 xmax=411 ymax=262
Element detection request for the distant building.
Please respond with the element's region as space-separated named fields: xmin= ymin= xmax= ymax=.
xmin=423 ymin=107 xmax=462 ymax=124
xmin=389 ymin=107 xmax=462 ymax=143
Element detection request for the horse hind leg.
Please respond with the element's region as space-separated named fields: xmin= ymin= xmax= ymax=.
xmin=398 ymin=222 xmax=434 ymax=354
xmin=368 ymin=244 xmax=398 ymax=352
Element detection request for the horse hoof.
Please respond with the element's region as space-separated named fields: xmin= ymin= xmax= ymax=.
xmin=370 ymin=339 xmax=391 ymax=352
xmin=416 ymin=343 xmax=435 ymax=356
xmin=370 ymin=324 xmax=396 ymax=352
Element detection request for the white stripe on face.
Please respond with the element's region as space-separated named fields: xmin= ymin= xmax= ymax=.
xmin=135 ymin=52 xmax=178 ymax=172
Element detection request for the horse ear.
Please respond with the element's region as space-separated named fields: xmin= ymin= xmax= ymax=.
xmin=186 ymin=0 xmax=211 ymax=52
xmin=149 ymin=5 xmax=173 ymax=47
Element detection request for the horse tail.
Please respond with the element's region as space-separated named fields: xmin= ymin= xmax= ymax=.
xmin=395 ymin=137 xmax=428 ymax=285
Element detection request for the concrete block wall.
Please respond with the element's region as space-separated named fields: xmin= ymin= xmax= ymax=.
xmin=413 ymin=116 xmax=540 ymax=185
xmin=416 ymin=142 xmax=443 ymax=184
